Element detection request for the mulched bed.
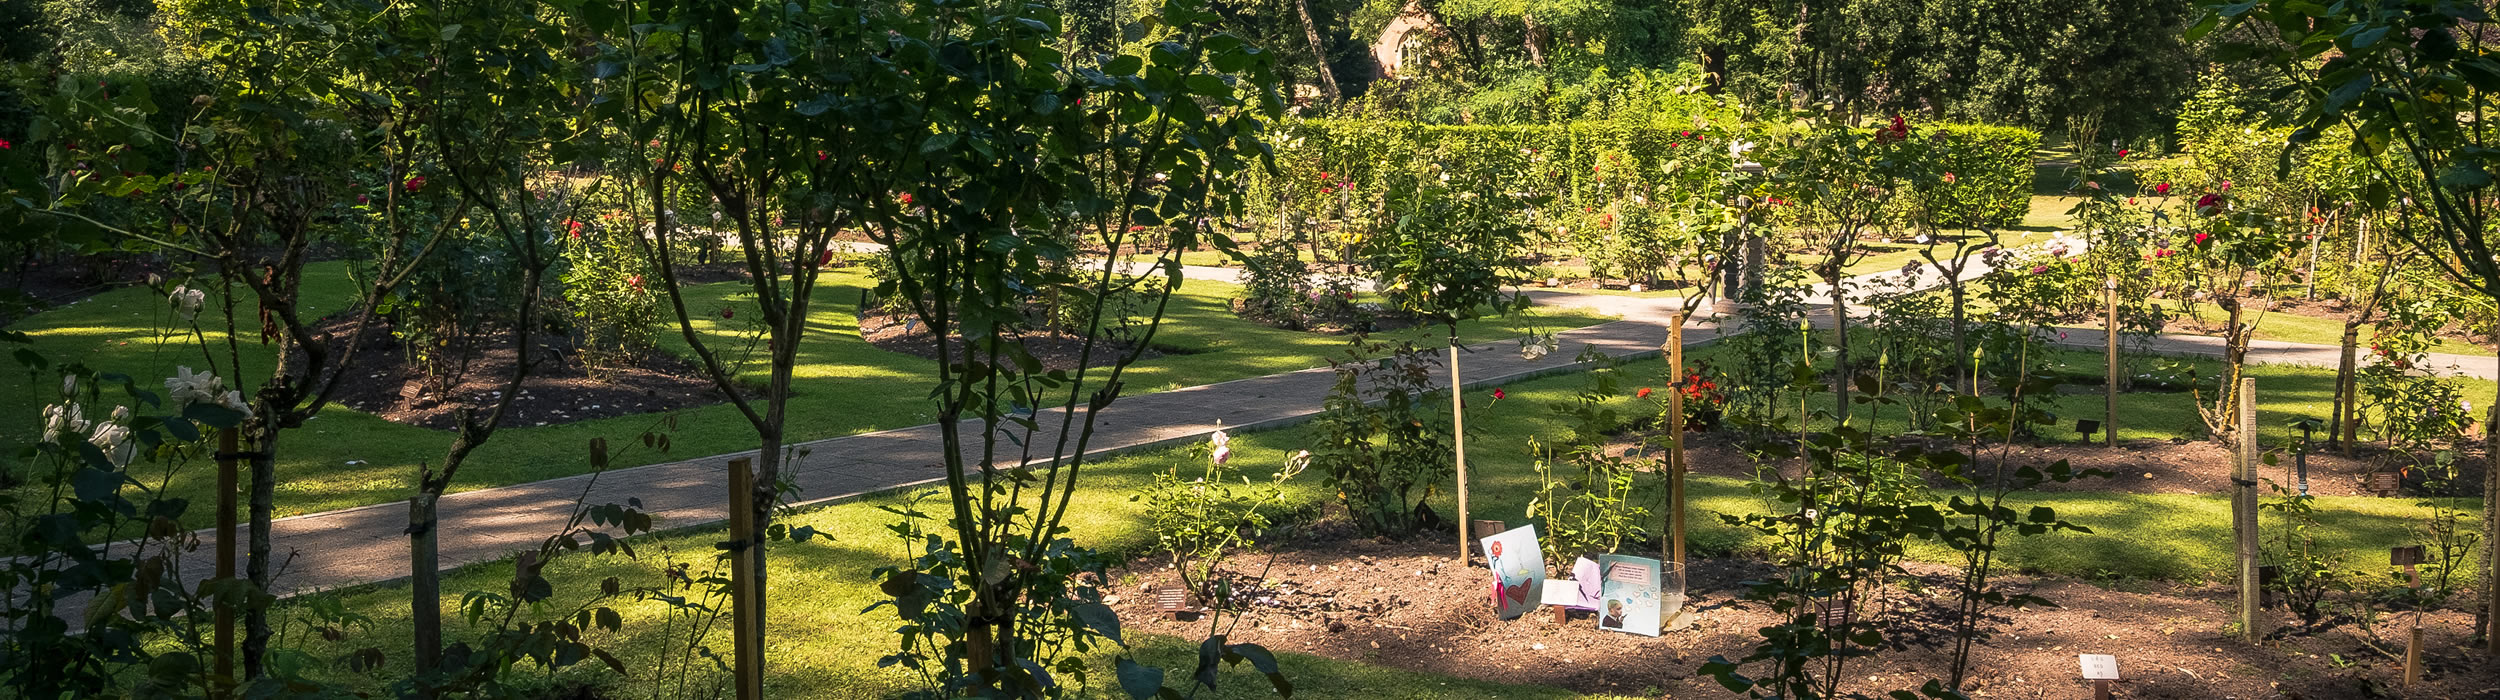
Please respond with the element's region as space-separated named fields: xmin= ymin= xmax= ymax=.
xmin=1115 ymin=532 xmax=2500 ymax=699
xmin=313 ymin=314 xmax=726 ymax=430
xmin=857 ymin=309 xmax=1165 ymax=372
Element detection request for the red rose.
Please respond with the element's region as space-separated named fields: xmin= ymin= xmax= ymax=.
xmin=2154 ymin=183 xmax=2171 ymax=196
xmin=1637 ymin=387 xmax=1653 ymax=398
xmin=2117 ymin=148 xmax=2129 ymax=158
xmin=0 ymin=139 xmax=11 ymax=149
xmin=720 ymin=307 xmax=735 ymax=320
xmin=403 ymin=175 xmax=426 ymax=193
xmin=2194 ymin=232 xmax=2210 ymax=244
xmin=628 ymin=274 xmax=644 ymax=290
xmin=1492 ymin=388 xmax=1506 ymax=400
xmin=817 ymin=249 xmax=834 ymax=268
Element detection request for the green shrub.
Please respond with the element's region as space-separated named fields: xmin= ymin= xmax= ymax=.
xmin=1916 ymin=123 xmax=2042 ymax=228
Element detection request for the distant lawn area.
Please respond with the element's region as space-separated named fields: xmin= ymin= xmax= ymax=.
xmin=270 ymin=349 xmax=2481 ymax=698
xmin=0 ymin=261 xmax=1613 ymax=521
xmin=2155 ymin=298 xmax=2489 ymax=356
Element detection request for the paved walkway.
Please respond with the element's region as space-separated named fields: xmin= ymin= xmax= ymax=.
xmin=93 ymin=296 xmax=1717 ymax=616
xmin=69 ymin=234 xmax=2495 ymax=620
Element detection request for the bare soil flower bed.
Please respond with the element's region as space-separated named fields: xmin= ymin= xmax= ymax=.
xmin=857 ymin=308 xmax=1169 ymax=371
xmin=1114 ymin=533 xmax=2500 ymax=699
xmin=316 ymin=314 xmax=725 ymax=430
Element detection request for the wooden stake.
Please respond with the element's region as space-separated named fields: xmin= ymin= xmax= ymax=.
xmin=1667 ymin=312 xmax=1688 ymax=568
xmin=214 ymin=428 xmax=238 ymax=694
xmin=409 ymin=494 xmax=441 ymax=674
xmin=2093 ymin=679 xmax=2112 ymax=700
xmin=2404 ymin=625 xmax=2424 ymax=686
xmin=2234 ymin=377 xmax=2262 ymax=643
xmin=729 ymin=458 xmax=763 ymax=700
xmin=1451 ymin=343 xmax=1470 ymax=565
xmin=2104 ymin=276 xmax=2118 ymax=447
xmin=2484 ymin=402 xmax=2500 ymax=655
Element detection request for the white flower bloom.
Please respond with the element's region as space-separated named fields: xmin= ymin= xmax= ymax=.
xmin=42 ymin=402 xmax=89 ymax=443
xmin=169 ymin=285 xmax=206 ymax=322
xmin=1282 ymin=449 xmax=1312 ymax=478
xmin=88 ymin=420 xmax=134 ymax=466
xmin=110 ymin=405 xmax=130 ymax=424
xmin=1728 ymin=139 xmax=1756 ymax=160
xmin=61 ymin=374 xmax=77 ymax=398
xmin=220 ymin=390 xmax=254 ymax=420
xmin=166 ymin=367 xmax=224 ymax=410
xmin=1209 ymin=428 xmax=1231 ymax=465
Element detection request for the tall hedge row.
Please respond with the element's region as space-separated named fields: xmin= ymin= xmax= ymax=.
xmin=1251 ymin=119 xmax=2039 ymax=229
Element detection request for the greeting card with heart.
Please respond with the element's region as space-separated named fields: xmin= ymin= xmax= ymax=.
xmin=1479 ymin=524 xmax=1546 ymax=620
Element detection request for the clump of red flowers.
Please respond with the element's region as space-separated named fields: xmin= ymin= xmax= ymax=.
xmin=403 ymin=175 xmax=427 ymax=193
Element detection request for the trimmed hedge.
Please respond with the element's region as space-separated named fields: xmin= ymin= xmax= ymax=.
xmin=1250 ymin=119 xmax=2039 ymax=230
xmin=1917 ymin=123 xmax=2042 ymax=228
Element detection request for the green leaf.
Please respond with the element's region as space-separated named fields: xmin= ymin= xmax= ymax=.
xmin=1115 ymin=657 xmax=1165 ymax=699
xmin=1073 ymin=601 xmax=1123 ymax=644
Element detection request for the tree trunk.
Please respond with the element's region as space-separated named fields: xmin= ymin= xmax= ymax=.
xmin=1521 ymin=12 xmax=1547 ymax=67
xmin=1950 ymin=282 xmax=1969 ymax=395
xmin=1831 ymin=274 xmax=1851 ymax=425
xmin=1293 ymin=0 xmax=1340 ymax=101
xmin=243 ymin=430 xmax=278 ymax=679
xmin=2335 ymin=323 xmax=2361 ymax=454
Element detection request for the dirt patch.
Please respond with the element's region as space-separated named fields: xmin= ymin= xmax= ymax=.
xmin=857 ymin=309 xmax=1166 ymax=372
xmin=1115 ymin=535 xmax=2500 ymax=699
xmin=1638 ymin=430 xmax=2489 ymax=499
xmin=314 ymin=315 xmax=726 ymax=430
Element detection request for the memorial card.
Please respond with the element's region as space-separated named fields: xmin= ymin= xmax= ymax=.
xmin=1480 ymin=525 xmax=1546 ymax=620
xmin=1597 ymin=554 xmax=1662 ymax=636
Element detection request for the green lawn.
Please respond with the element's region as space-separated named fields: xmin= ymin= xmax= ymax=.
xmin=269 ymin=348 xmax=2482 ymax=697
xmin=2155 ymin=298 xmax=2489 ymax=356
xmin=0 ymin=262 xmax=1613 ymax=522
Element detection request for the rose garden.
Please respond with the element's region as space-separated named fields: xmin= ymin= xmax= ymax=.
xmin=3 ymin=1 xmax=2500 ymax=698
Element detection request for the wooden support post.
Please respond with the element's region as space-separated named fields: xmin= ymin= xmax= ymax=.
xmin=409 ymin=494 xmax=441 ymax=675
xmin=214 ymin=428 xmax=238 ymax=694
xmin=2404 ymin=625 xmax=2424 ymax=686
xmin=2397 ymin=545 xmax=2424 ymax=685
xmin=2484 ymin=403 xmax=2500 ymax=655
xmin=1667 ymin=312 xmax=1688 ymax=569
xmin=729 ymin=458 xmax=763 ymax=700
xmin=2234 ymin=377 xmax=2262 ymax=643
xmin=2104 ymin=276 xmax=2119 ymax=447
xmin=2093 ymin=679 xmax=2112 ymax=700
xmin=1450 ymin=344 xmax=1470 ymax=565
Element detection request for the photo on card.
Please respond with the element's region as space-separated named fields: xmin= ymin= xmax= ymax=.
xmin=1598 ymin=554 xmax=1662 ymax=636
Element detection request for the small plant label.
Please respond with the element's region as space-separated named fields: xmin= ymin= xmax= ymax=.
xmin=2389 ymin=545 xmax=2425 ymax=567
xmin=2077 ymin=653 xmax=2119 ymax=680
